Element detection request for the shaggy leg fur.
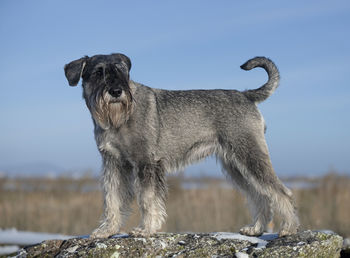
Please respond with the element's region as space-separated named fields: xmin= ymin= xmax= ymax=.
xmin=219 ymin=132 xmax=299 ymax=237
xmin=91 ymin=155 xmax=134 ymax=238
xmin=131 ymin=163 xmax=167 ymax=236
xmin=221 ymin=160 xmax=272 ymax=236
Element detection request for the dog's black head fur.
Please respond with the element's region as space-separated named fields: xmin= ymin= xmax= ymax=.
xmin=64 ymin=53 xmax=131 ymax=92
xmin=64 ymin=53 xmax=133 ymax=129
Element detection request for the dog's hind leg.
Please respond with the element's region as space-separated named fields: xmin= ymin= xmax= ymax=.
xmin=132 ymin=162 xmax=167 ymax=236
xmin=220 ymin=134 xmax=299 ymax=236
xmin=91 ymin=154 xmax=135 ymax=238
xmin=220 ymin=158 xmax=272 ymax=236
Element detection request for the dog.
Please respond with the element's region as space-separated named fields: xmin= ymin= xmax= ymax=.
xmin=64 ymin=53 xmax=299 ymax=238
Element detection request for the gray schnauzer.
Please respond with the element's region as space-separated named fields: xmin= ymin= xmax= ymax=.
xmin=64 ymin=53 xmax=299 ymax=238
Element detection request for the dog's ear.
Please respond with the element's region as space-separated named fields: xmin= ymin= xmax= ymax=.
xmin=119 ymin=54 xmax=132 ymax=72
xmin=112 ymin=53 xmax=132 ymax=73
xmin=64 ymin=56 xmax=89 ymax=86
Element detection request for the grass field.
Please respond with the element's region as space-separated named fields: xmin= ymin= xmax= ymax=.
xmin=0 ymin=172 xmax=349 ymax=238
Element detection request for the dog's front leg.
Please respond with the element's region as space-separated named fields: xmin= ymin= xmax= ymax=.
xmin=91 ymin=154 xmax=134 ymax=238
xmin=131 ymin=163 xmax=167 ymax=237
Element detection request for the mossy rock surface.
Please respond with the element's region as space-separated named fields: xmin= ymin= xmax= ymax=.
xmin=8 ymin=230 xmax=343 ymax=258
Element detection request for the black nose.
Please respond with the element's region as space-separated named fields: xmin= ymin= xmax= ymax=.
xmin=108 ymin=88 xmax=122 ymax=98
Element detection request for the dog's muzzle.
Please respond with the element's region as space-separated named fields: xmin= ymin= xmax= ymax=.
xmin=108 ymin=88 xmax=122 ymax=98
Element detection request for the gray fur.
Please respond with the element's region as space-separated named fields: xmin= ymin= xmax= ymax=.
xmin=64 ymin=53 xmax=299 ymax=238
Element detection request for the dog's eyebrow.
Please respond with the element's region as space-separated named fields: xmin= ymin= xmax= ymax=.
xmin=115 ymin=62 xmax=127 ymax=73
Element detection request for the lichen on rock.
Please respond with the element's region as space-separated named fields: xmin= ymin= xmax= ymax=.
xmin=9 ymin=230 xmax=343 ymax=258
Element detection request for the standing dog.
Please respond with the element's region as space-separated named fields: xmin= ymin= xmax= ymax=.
xmin=64 ymin=53 xmax=299 ymax=238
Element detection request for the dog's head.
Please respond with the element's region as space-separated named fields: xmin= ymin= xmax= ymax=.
xmin=64 ymin=53 xmax=133 ymax=129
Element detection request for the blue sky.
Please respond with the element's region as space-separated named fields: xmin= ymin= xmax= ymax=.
xmin=0 ymin=1 xmax=349 ymax=177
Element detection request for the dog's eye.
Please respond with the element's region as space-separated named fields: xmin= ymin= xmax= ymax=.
xmin=94 ymin=69 xmax=103 ymax=77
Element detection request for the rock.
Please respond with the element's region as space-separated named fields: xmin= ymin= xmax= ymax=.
xmin=8 ymin=230 xmax=343 ymax=258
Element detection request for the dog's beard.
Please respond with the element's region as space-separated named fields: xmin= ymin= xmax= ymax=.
xmin=87 ymin=89 xmax=133 ymax=130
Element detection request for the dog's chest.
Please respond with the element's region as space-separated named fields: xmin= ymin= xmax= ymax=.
xmin=95 ymin=129 xmax=122 ymax=157
xmin=94 ymin=127 xmax=140 ymax=160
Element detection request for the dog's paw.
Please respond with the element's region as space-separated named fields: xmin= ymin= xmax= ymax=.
xmin=239 ymin=225 xmax=264 ymax=236
xmin=279 ymin=220 xmax=299 ymax=237
xmin=279 ymin=227 xmax=298 ymax=237
xmin=129 ymin=227 xmax=152 ymax=237
xmin=90 ymin=228 xmax=115 ymax=239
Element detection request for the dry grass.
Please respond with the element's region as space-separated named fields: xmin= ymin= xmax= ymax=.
xmin=294 ymin=173 xmax=350 ymax=237
xmin=0 ymin=172 xmax=349 ymax=238
xmin=0 ymin=177 xmax=101 ymax=235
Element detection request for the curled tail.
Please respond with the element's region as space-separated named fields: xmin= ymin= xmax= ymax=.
xmin=241 ymin=57 xmax=280 ymax=104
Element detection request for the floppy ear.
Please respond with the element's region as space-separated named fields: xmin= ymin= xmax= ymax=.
xmin=64 ymin=56 xmax=89 ymax=86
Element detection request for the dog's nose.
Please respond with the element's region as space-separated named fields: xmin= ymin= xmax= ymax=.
xmin=108 ymin=88 xmax=122 ymax=98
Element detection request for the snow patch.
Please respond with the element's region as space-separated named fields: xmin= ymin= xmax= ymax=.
xmin=212 ymin=232 xmax=278 ymax=249
xmin=0 ymin=228 xmax=74 ymax=246
xmin=110 ymin=233 xmax=129 ymax=239
xmin=317 ymin=229 xmax=335 ymax=235
xmin=0 ymin=245 xmax=20 ymax=255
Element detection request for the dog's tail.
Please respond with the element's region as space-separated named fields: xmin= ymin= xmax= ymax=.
xmin=241 ymin=57 xmax=280 ymax=104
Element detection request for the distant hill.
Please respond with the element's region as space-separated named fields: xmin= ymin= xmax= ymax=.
xmin=0 ymin=162 xmax=97 ymax=178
